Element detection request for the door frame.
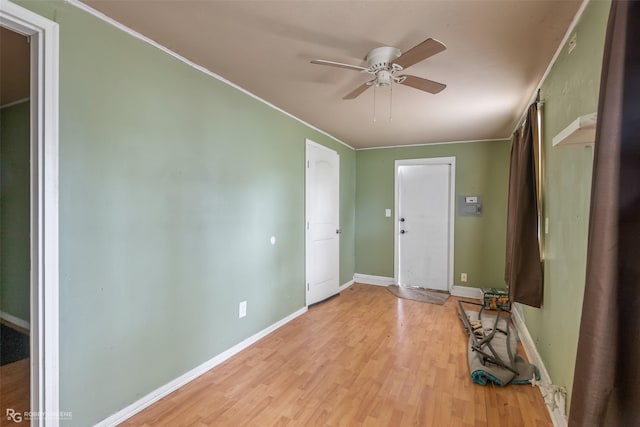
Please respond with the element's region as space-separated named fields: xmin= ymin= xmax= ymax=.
xmin=1 ymin=1 xmax=59 ymax=424
xmin=304 ymin=138 xmax=339 ymax=306
xmin=394 ymin=157 xmax=455 ymax=291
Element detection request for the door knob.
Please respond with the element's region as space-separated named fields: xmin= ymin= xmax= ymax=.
xmin=400 ymin=230 xmax=407 ymax=234
xmin=336 ymin=229 xmax=342 ymax=234
xmin=400 ymin=218 xmax=405 ymax=222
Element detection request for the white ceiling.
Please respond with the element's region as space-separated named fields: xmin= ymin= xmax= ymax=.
xmin=83 ymin=0 xmax=581 ymax=149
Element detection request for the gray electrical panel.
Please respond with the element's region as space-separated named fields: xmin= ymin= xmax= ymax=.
xmin=458 ymin=195 xmax=482 ymax=216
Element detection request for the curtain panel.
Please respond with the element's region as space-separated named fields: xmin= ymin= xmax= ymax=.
xmin=569 ymin=1 xmax=640 ymax=425
xmin=504 ymin=103 xmax=543 ymax=308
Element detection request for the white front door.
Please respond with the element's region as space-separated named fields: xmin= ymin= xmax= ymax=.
xmin=396 ymin=158 xmax=455 ymax=291
xmin=305 ymin=140 xmax=340 ymax=305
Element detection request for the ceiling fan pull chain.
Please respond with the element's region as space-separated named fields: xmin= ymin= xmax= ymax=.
xmin=373 ymin=84 xmax=377 ymax=123
xmin=389 ymin=83 xmax=393 ymax=121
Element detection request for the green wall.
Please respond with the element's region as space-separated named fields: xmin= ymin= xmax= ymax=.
xmin=520 ymin=0 xmax=610 ymax=414
xmin=18 ymin=1 xmax=355 ymax=425
xmin=0 ymin=101 xmax=31 ymax=322
xmin=355 ymin=140 xmax=510 ymax=288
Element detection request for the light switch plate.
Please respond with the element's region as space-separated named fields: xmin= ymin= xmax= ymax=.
xmin=385 ymin=209 xmax=391 ymax=217
xmin=239 ymin=301 xmax=247 ymax=318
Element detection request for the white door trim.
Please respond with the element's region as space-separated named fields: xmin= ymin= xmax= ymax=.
xmin=305 ymin=139 xmax=339 ymax=306
xmin=394 ymin=157 xmax=455 ymax=291
xmin=0 ymin=1 xmax=59 ymax=425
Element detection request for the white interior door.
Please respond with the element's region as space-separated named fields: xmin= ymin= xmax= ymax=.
xmin=396 ymin=158 xmax=455 ymax=291
xmin=306 ymin=140 xmax=340 ymax=305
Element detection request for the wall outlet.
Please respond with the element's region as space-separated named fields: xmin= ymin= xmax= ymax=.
xmin=461 ymin=273 xmax=468 ymax=283
xmin=239 ymin=301 xmax=247 ymax=318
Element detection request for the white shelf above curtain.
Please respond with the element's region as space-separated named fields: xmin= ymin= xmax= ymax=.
xmin=552 ymin=112 xmax=597 ymax=146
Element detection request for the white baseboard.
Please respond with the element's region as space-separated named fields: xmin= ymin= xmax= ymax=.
xmin=450 ymin=285 xmax=483 ymax=299
xmin=0 ymin=310 xmax=30 ymax=331
xmin=95 ymin=306 xmax=308 ymax=427
xmin=511 ymin=305 xmax=567 ymax=427
xmin=353 ymin=273 xmax=395 ymax=286
xmin=339 ymin=279 xmax=354 ymax=292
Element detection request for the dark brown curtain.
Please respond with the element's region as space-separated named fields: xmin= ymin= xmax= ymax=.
xmin=569 ymin=1 xmax=640 ymax=425
xmin=504 ymin=103 xmax=543 ymax=307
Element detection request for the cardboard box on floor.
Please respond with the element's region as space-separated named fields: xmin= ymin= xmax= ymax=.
xmin=481 ymin=288 xmax=511 ymax=311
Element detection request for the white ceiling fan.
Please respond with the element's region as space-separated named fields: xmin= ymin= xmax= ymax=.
xmin=311 ymin=38 xmax=447 ymax=100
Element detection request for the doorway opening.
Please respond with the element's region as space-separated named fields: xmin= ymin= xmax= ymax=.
xmin=0 ymin=24 xmax=31 ymax=417
xmin=1 ymin=1 xmax=59 ymax=422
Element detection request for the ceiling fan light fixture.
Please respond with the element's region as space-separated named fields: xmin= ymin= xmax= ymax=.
xmin=376 ymin=69 xmax=392 ymax=87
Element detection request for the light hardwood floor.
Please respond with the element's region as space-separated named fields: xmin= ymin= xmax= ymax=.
xmin=0 ymin=358 xmax=29 ymax=427
xmin=123 ymin=284 xmax=551 ymax=426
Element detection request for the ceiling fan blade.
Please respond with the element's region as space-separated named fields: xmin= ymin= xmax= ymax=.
xmin=399 ymin=75 xmax=446 ymax=94
xmin=343 ymin=82 xmax=372 ymax=100
xmin=393 ymin=38 xmax=446 ymax=70
xmin=310 ymin=59 xmax=368 ymax=72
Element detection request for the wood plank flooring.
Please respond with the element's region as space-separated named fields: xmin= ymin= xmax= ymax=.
xmin=123 ymin=284 xmax=551 ymax=426
xmin=0 ymin=358 xmax=29 ymax=427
